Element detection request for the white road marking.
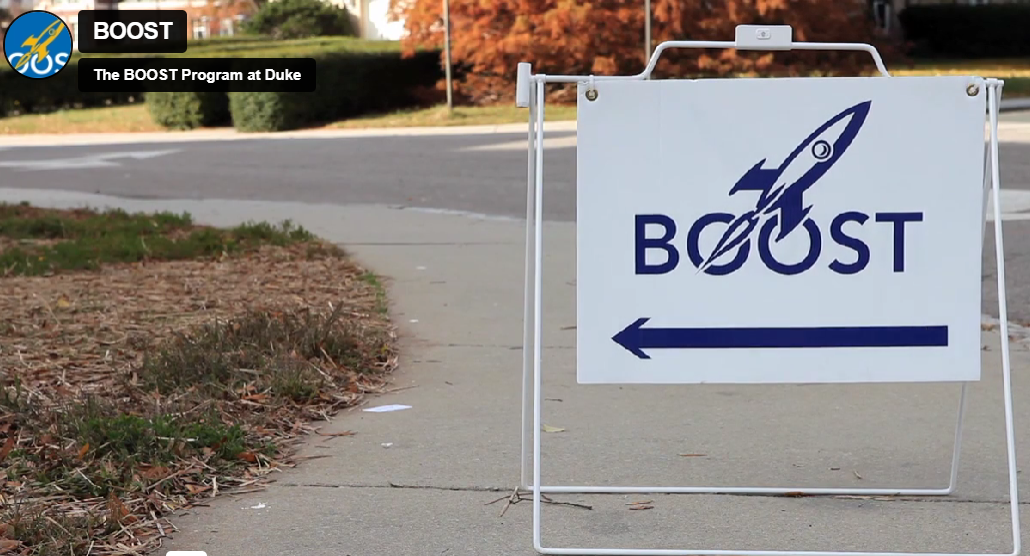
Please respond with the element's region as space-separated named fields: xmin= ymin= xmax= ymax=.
xmin=458 ymin=135 xmax=578 ymax=152
xmin=0 ymin=150 xmax=179 ymax=171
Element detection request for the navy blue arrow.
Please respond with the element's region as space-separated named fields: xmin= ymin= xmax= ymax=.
xmin=612 ymin=318 xmax=949 ymax=359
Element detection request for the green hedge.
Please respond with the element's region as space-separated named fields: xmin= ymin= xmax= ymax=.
xmin=898 ymin=5 xmax=1030 ymax=58
xmin=147 ymin=92 xmax=231 ymax=130
xmin=228 ymin=50 xmax=442 ymax=132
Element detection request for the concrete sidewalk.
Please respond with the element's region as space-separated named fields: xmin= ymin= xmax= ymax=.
xmin=1 ymin=190 xmax=1028 ymax=556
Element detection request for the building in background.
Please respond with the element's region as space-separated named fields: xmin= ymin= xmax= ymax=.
xmin=0 ymin=0 xmax=33 ymax=41
xmin=335 ymin=0 xmax=403 ymax=40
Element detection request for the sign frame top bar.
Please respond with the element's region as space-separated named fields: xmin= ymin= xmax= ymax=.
xmin=515 ymin=24 xmax=891 ymax=102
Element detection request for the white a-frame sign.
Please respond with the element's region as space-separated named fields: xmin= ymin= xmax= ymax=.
xmin=515 ymin=24 xmax=1020 ymax=556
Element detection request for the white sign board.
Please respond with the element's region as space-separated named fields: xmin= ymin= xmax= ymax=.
xmin=576 ymin=76 xmax=986 ymax=384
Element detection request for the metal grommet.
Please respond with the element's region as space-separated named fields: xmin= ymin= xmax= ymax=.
xmin=967 ymin=83 xmax=980 ymax=97
xmin=585 ymin=89 xmax=598 ymax=101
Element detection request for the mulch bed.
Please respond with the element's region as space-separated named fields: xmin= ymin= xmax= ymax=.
xmin=0 ymin=242 xmax=398 ymax=555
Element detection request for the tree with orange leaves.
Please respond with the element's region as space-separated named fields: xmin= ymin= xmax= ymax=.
xmin=391 ymin=0 xmax=899 ymax=104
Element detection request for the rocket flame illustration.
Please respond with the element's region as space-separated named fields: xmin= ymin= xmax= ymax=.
xmin=700 ymin=101 xmax=872 ymax=272
xmin=14 ymin=19 xmax=66 ymax=72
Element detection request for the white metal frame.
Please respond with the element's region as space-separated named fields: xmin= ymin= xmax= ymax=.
xmin=515 ymin=26 xmax=1019 ymax=556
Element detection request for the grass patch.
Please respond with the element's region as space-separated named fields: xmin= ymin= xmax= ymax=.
xmin=329 ymin=103 xmax=578 ymax=129
xmin=0 ymin=103 xmax=577 ymax=135
xmin=139 ymin=304 xmax=387 ymax=398
xmin=890 ymin=59 xmax=1030 ymax=97
xmin=360 ymin=271 xmax=389 ymax=315
xmin=0 ymin=203 xmax=319 ymax=276
xmin=0 ymin=104 xmax=164 ymax=135
xmin=894 ymin=58 xmax=1030 ymax=77
xmin=0 ymin=204 xmax=396 ymax=555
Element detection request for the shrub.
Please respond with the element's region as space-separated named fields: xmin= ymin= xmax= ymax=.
xmin=228 ymin=92 xmax=299 ymax=132
xmin=228 ymin=49 xmax=442 ymax=132
xmin=244 ymin=0 xmax=354 ymax=40
xmin=393 ymin=0 xmax=899 ymax=103
xmin=147 ymin=92 xmax=231 ymax=130
xmin=898 ymin=4 xmax=1030 ymax=58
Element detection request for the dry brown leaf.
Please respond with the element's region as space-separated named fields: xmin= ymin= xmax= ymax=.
xmin=186 ymin=484 xmax=212 ymax=494
xmin=76 ymin=443 xmax=89 ymax=460
xmin=628 ymin=505 xmax=654 ymax=511
xmin=0 ymin=539 xmax=21 ymax=553
xmin=238 ymin=452 xmax=258 ymax=463
xmin=626 ymin=500 xmax=653 ymax=505
xmin=783 ymin=492 xmax=809 ymax=498
xmin=0 ymin=434 xmax=15 ymax=463
xmin=139 ymin=466 xmax=171 ymax=480
xmin=107 ymin=493 xmax=131 ymax=524
xmin=55 ymin=296 xmax=71 ymax=309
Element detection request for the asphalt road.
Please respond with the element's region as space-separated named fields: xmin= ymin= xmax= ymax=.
xmin=0 ymin=121 xmax=1029 ymax=322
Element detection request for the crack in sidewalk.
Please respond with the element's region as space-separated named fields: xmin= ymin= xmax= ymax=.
xmin=280 ymin=482 xmax=511 ymax=492
xmin=278 ymin=482 xmax=1030 ymax=506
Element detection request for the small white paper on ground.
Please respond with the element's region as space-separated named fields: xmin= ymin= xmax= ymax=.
xmin=250 ymin=503 xmax=267 ymax=510
xmin=381 ymin=442 xmax=394 ymax=448
xmin=363 ymin=404 xmax=412 ymax=413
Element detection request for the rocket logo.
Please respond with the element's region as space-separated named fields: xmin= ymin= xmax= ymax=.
xmin=700 ymin=101 xmax=872 ymax=273
xmin=636 ymin=99 xmax=923 ymax=278
xmin=3 ymin=11 xmax=73 ymax=79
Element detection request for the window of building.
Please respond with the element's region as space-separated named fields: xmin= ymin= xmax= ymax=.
xmin=192 ymin=19 xmax=208 ymax=40
xmin=220 ymin=17 xmax=234 ymax=36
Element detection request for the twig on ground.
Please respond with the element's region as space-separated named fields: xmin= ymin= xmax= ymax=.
xmin=485 ymin=487 xmax=593 ymax=517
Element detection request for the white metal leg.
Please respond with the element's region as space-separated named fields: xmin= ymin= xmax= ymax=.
xmin=531 ymin=76 xmax=547 ymax=556
xmin=947 ymin=382 xmax=968 ymax=493
xmin=521 ymin=83 xmax=538 ymax=491
xmin=524 ymin=76 xmax=1020 ymax=556
xmin=987 ymin=79 xmax=1022 ymax=556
